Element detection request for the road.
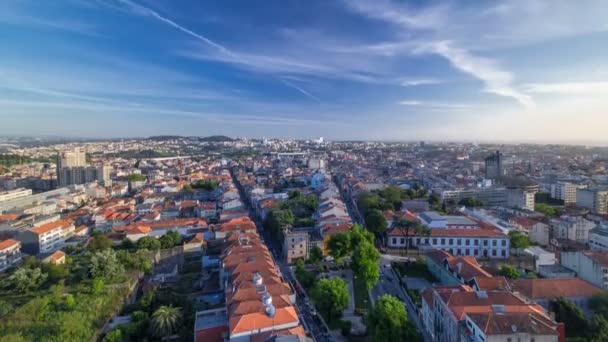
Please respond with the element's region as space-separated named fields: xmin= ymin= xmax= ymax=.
xmin=230 ymin=168 xmax=332 ymax=342
xmin=370 ymin=255 xmax=433 ymax=342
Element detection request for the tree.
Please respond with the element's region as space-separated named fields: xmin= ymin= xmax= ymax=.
xmin=5 ymin=267 xmax=47 ymax=293
xmin=90 ymin=233 xmax=113 ymax=251
xmin=91 ymin=277 xmax=105 ymax=294
xmin=589 ymin=291 xmax=608 ymax=318
xmin=103 ymin=329 xmax=123 ymax=342
xmin=328 ymin=232 xmax=351 ymax=263
xmin=311 ymin=278 xmax=349 ymax=322
xmin=498 ymin=265 xmax=520 ymax=279
xmin=590 ymin=314 xmax=608 ymax=341
xmin=365 ymin=209 xmax=388 ymax=235
xmin=458 ymin=197 xmax=485 ymax=208
xmin=137 ymin=236 xmax=161 ymax=251
xmin=358 ymin=192 xmax=380 ymax=215
xmin=309 ymin=246 xmax=323 ymax=266
xmin=509 ymin=230 xmax=530 ymax=254
xmin=182 ymin=184 xmax=193 ymax=192
xmin=550 ymin=298 xmax=588 ymax=338
xmin=349 ymin=223 xmax=374 ymax=248
xmin=352 ymin=241 xmax=380 ymax=290
xmin=64 ymin=294 xmax=76 ymax=311
xmin=89 ymin=249 xmax=125 ymax=280
xmin=295 ymin=259 xmax=316 ymax=289
xmin=534 ymin=203 xmax=560 ymax=218
xmin=428 ymin=194 xmax=441 ymax=208
xmin=367 ymin=295 xmax=416 ymax=342
xmin=159 ymin=231 xmax=182 ymax=249
xmin=151 ymin=305 xmax=182 ymax=337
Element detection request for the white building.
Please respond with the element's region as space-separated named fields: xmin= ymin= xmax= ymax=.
xmin=18 ymin=219 xmax=75 ymax=255
xmin=577 ymin=188 xmax=608 ymax=214
xmin=561 ymin=250 xmax=608 ymax=288
xmin=0 ymin=239 xmax=22 ymax=272
xmin=589 ymin=222 xmax=608 ymax=251
xmin=0 ymin=188 xmax=32 ymax=203
xmin=550 ymin=181 xmax=579 ymax=204
xmin=550 ymin=216 xmax=596 ymax=243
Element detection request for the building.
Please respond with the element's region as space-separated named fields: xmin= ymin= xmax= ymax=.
xmin=484 ymin=150 xmax=504 ymax=180
xmin=0 ymin=239 xmax=22 ymax=272
xmin=387 ymin=212 xmax=510 ymax=259
xmin=550 ymin=182 xmax=578 ymax=204
xmin=18 ymin=219 xmax=75 ymax=255
xmin=57 ymin=148 xmax=87 ymax=168
xmin=194 ymin=231 xmax=308 ymax=342
xmin=524 ymin=246 xmax=556 ymax=272
xmin=509 ymin=278 xmax=601 ymax=317
xmin=507 ymin=188 xmax=535 ymax=211
xmin=426 ymin=250 xmax=493 ymax=285
xmin=510 ymin=217 xmax=551 ymax=246
xmin=576 ymin=188 xmax=608 ymax=214
xmin=561 ymin=250 xmax=608 ymax=288
xmin=420 ymin=284 xmax=564 ymax=342
xmin=283 ymin=230 xmax=309 ymax=264
xmin=589 ymin=222 xmax=608 ymax=251
xmin=550 ymin=216 xmax=596 ymax=243
xmin=57 ymin=165 xmax=112 ymax=187
xmin=0 ymin=188 xmax=32 ymax=203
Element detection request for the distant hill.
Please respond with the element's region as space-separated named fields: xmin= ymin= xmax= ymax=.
xmin=147 ymin=135 xmax=233 ymax=142
xmin=197 ymin=135 xmax=233 ymax=142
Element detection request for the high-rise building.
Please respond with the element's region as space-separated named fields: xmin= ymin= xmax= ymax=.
xmin=550 ymin=181 xmax=579 ymax=204
xmin=484 ymin=150 xmax=504 ymax=179
xmin=56 ymin=148 xmax=111 ymax=187
xmin=577 ymin=188 xmax=608 ymax=214
xmin=56 ymin=148 xmax=86 ymax=169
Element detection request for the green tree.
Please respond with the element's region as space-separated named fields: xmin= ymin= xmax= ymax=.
xmin=349 ymin=223 xmax=374 ymax=248
xmin=358 ymin=192 xmax=380 ymax=215
xmin=458 ymin=197 xmax=485 ymax=207
xmin=509 ymin=230 xmax=530 ymax=254
xmin=91 ymin=277 xmax=105 ymax=294
xmin=365 ymin=209 xmax=388 ymax=235
xmin=295 ymin=259 xmax=316 ymax=289
xmin=125 ymin=173 xmax=146 ymax=182
xmin=90 ymin=233 xmax=113 ymax=251
xmin=534 ymin=203 xmax=560 ymax=218
xmin=89 ymin=249 xmax=125 ymax=280
xmin=160 ymin=231 xmax=183 ymax=249
xmin=367 ymin=295 xmax=416 ymax=342
xmin=64 ymin=294 xmax=76 ymax=311
xmin=590 ymin=314 xmax=608 ymax=341
xmin=328 ymin=232 xmax=351 ymax=263
xmin=309 ymin=246 xmax=323 ymax=266
xmin=550 ymin=298 xmax=588 ymax=338
xmin=137 ymin=236 xmax=161 ymax=251
xmin=151 ymin=305 xmax=182 ymax=337
xmin=428 ymin=194 xmax=441 ymax=208
xmin=589 ymin=291 xmax=608 ymax=318
xmin=103 ymin=329 xmax=123 ymax=342
xmin=311 ymin=278 xmax=349 ymax=323
xmin=5 ymin=267 xmax=47 ymax=293
xmin=498 ymin=265 xmax=520 ymax=279
xmin=352 ymin=241 xmax=380 ymax=290
xmin=182 ymin=184 xmax=193 ymax=192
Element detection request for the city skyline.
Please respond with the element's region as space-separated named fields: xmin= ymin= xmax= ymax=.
xmin=2 ymin=0 xmax=608 ymax=141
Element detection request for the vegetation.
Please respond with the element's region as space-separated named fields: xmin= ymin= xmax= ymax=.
xmin=498 ymin=265 xmax=520 ymax=279
xmin=392 ymin=260 xmax=437 ymax=283
xmin=352 ymin=240 xmax=381 ymax=290
xmin=137 ymin=236 xmax=162 ymax=251
xmin=353 ymin=273 xmax=371 ymax=313
xmin=125 ymin=173 xmax=146 ymax=182
xmin=367 ymin=295 xmax=420 ymax=342
xmin=309 ymin=246 xmax=323 ymax=266
xmin=89 ymin=249 xmax=125 ymax=280
xmin=328 ymin=232 xmax=351 ymax=263
xmin=364 ymin=209 xmax=388 ymax=235
xmin=151 ymin=305 xmax=182 ymax=337
xmin=458 ymin=197 xmax=485 ymax=207
xmin=534 ymin=203 xmax=560 ymax=218
xmin=0 ymin=154 xmax=48 ymax=167
xmin=159 ymin=231 xmax=183 ymax=249
xmin=4 ymin=267 xmax=47 ymax=293
xmin=311 ymin=278 xmax=350 ymax=324
xmin=550 ymin=298 xmax=587 ymax=338
xmin=535 ymin=192 xmax=565 ymax=205
xmin=295 ymin=259 xmax=317 ymax=289
xmin=508 ymin=230 xmax=530 ymax=253
xmin=392 ymin=217 xmax=431 ymax=251
xmin=90 ymin=232 xmax=113 ymax=251
xmin=263 ymin=209 xmax=294 ymax=242
xmin=191 ymin=179 xmax=219 ymax=191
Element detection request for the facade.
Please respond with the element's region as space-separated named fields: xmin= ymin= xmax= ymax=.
xmin=426 ymin=250 xmax=493 ymax=285
xmin=507 ymin=188 xmax=535 ymax=211
xmin=484 ymin=150 xmax=503 ymax=180
xmin=0 ymin=188 xmax=32 ymax=203
xmin=18 ymin=219 xmax=75 ymax=255
xmin=511 ymin=217 xmax=551 ymax=246
xmin=561 ymin=250 xmax=608 ymax=288
xmin=550 ymin=182 xmax=578 ymax=204
xmin=589 ymin=222 xmax=608 ymax=251
xmin=576 ymin=188 xmax=608 ymax=214
xmin=550 ymin=216 xmax=595 ymax=243
xmin=0 ymin=239 xmax=22 ymax=272
xmin=57 ymin=165 xmax=112 ymax=187
xmin=282 ymin=230 xmax=309 ymax=264
xmin=57 ymin=148 xmax=87 ymax=168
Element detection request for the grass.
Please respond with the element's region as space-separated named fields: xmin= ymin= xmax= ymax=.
xmin=353 ymin=275 xmax=372 ymax=314
xmin=392 ymin=260 xmax=437 ymax=283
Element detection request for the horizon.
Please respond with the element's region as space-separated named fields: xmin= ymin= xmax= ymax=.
xmin=2 ymin=1 xmax=608 ymax=140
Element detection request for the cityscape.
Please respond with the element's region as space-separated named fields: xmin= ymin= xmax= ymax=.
xmin=2 ymin=1 xmax=608 ymax=342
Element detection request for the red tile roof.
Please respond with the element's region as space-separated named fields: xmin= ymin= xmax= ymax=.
xmin=509 ymin=278 xmax=602 ymax=300
xmin=0 ymin=239 xmax=20 ymax=250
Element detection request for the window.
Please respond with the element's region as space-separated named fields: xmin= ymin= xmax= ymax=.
xmin=457 ymin=239 xmax=461 ymax=246
xmin=483 ymin=240 xmax=488 ymax=246
xmin=501 ymin=240 xmax=507 ymax=246
xmin=392 ymin=238 xmax=397 ymax=244
xmin=400 ymin=238 xmax=405 ymax=244
xmin=474 ymin=239 xmax=479 ymax=246
xmin=465 ymin=239 xmax=470 ymax=246
xmin=501 ymin=250 xmax=506 ymax=257
xmin=465 ymin=249 xmax=469 ymax=256
xmin=433 ymin=238 xmax=437 ymax=245
xmin=492 ymin=240 xmax=497 ymax=246
xmin=416 ymin=238 xmax=421 ymax=245
xmin=492 ymin=250 xmax=497 ymax=256
xmin=474 ymin=249 xmax=478 ymax=256
xmin=441 ymin=238 xmax=446 ymax=244
xmin=449 ymin=239 xmax=453 ymax=245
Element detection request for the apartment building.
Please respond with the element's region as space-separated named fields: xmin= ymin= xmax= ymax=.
xmin=550 ymin=182 xmax=579 ymax=204
xmin=561 ymin=250 xmax=608 ymax=289
xmin=0 ymin=239 xmax=22 ymax=272
xmin=576 ymin=188 xmax=608 ymax=214
xmin=18 ymin=219 xmax=75 ymax=255
xmin=195 ymin=231 xmax=307 ymax=342
xmin=0 ymin=188 xmax=32 ymax=203
xmin=550 ymin=216 xmax=596 ymax=243
xmin=421 ymin=284 xmax=564 ymax=342
xmin=283 ymin=230 xmax=308 ymax=264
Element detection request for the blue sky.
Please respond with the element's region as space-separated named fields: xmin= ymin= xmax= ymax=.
xmin=1 ymin=0 xmax=608 ymax=142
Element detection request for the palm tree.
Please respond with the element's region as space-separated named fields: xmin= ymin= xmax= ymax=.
xmin=151 ymin=305 xmax=182 ymax=337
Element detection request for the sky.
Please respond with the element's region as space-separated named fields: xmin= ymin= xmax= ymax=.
xmin=1 ymin=0 xmax=608 ymax=142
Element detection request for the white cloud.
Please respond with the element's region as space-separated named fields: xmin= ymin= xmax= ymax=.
xmin=400 ymin=78 xmax=442 ymax=87
xmin=524 ymin=82 xmax=608 ymax=94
